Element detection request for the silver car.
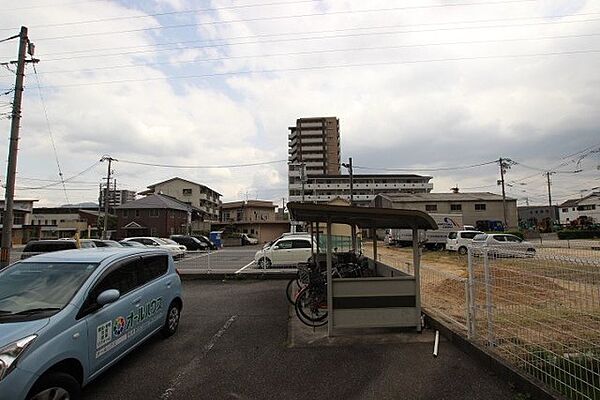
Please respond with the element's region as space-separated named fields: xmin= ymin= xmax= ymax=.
xmin=471 ymin=233 xmax=536 ymax=256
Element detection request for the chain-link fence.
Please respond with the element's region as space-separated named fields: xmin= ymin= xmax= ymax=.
xmin=526 ymin=239 xmax=600 ymax=261
xmin=467 ymin=247 xmax=600 ymax=400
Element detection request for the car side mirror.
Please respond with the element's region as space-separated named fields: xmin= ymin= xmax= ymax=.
xmin=272 ymin=245 xmax=280 ymax=250
xmin=97 ymin=289 xmax=120 ymax=306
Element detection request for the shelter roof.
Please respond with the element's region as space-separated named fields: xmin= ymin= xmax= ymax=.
xmin=287 ymin=202 xmax=438 ymax=230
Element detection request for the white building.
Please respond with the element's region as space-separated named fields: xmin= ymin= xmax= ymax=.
xmin=288 ymin=171 xmax=433 ymax=205
xmin=559 ymin=192 xmax=600 ymax=225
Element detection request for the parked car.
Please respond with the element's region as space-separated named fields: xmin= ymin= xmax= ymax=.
xmin=241 ymin=233 xmax=259 ymax=246
xmin=475 ymin=220 xmax=505 ymax=232
xmin=169 ymin=235 xmax=208 ymax=251
xmin=263 ymin=232 xmax=311 ymax=250
xmin=21 ymin=239 xmax=83 ymax=260
xmin=471 ymin=233 xmax=536 ymax=255
xmin=0 ymin=248 xmax=182 ymax=400
xmin=91 ymin=239 xmax=123 ymax=248
xmin=119 ymin=240 xmax=147 ymax=248
xmin=122 ymin=237 xmax=186 ymax=259
xmin=254 ymin=236 xmax=314 ymax=268
xmin=191 ymin=235 xmax=217 ymax=250
xmin=446 ymin=230 xmax=485 ymax=255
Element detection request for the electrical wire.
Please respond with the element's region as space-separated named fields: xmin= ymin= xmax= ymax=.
xmin=2 ymin=0 xmax=108 ymax=12
xmin=37 ymin=12 xmax=600 ymax=61
xmin=33 ymin=1 xmax=543 ymax=42
xmin=19 ymin=161 xmax=101 ymax=190
xmin=32 ymin=63 xmax=70 ymax=204
xmin=2 ymin=0 xmax=536 ymax=31
xmin=34 ymin=32 xmax=600 ymax=76
xmin=36 ymin=48 xmax=600 ymax=89
xmin=116 ymin=159 xmax=287 ymax=169
xmin=353 ymin=160 xmax=499 ymax=172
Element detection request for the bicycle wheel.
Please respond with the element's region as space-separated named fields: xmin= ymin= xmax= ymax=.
xmin=286 ymin=278 xmax=306 ymax=305
xmin=294 ymin=287 xmax=328 ymax=327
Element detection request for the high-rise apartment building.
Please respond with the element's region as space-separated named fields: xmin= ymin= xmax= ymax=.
xmin=287 ymin=117 xmax=434 ymax=206
xmin=288 ymin=117 xmax=340 ymax=176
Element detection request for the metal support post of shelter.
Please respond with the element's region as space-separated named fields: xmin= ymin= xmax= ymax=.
xmin=412 ymin=228 xmax=422 ymax=332
xmin=326 ymin=219 xmax=333 ymax=337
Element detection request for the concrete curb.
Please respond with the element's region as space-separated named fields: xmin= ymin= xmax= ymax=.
xmin=179 ymin=270 xmax=296 ymax=280
xmin=423 ymin=313 xmax=567 ymax=400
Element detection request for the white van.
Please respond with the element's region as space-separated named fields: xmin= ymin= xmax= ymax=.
xmin=446 ymin=230 xmax=484 ymax=255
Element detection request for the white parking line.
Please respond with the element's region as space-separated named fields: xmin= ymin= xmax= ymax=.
xmin=235 ymin=260 xmax=255 ymax=274
xmin=160 ymin=315 xmax=237 ymax=400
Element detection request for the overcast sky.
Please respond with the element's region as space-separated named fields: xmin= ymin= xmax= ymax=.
xmin=0 ymin=0 xmax=598 ymax=207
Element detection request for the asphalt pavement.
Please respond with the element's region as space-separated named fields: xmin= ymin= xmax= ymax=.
xmin=82 ymin=280 xmax=521 ymax=400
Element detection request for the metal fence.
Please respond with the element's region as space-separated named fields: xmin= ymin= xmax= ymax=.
xmin=466 ymin=247 xmax=600 ymax=400
xmin=527 ymin=239 xmax=600 ymax=261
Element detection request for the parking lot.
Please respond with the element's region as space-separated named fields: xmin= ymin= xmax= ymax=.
xmin=81 ymin=280 xmax=519 ymax=400
xmin=175 ymin=246 xmax=259 ymax=272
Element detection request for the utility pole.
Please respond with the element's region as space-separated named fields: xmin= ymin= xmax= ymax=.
xmin=342 ymin=157 xmax=354 ymax=205
xmin=546 ymin=171 xmax=555 ymax=229
xmin=342 ymin=157 xmax=356 ymax=250
xmin=497 ymin=157 xmax=514 ymax=230
xmin=101 ymin=156 xmax=116 ymax=239
xmin=1 ymin=27 xmax=37 ymax=268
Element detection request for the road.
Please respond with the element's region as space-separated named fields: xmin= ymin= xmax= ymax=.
xmin=82 ymin=280 xmax=520 ymax=400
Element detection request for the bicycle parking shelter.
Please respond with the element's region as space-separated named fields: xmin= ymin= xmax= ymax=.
xmin=287 ymin=202 xmax=438 ymax=336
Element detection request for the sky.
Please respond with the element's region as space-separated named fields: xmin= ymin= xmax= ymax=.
xmin=0 ymin=0 xmax=598 ymax=207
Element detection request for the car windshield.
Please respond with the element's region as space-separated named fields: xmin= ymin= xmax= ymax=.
xmin=473 ymin=234 xmax=488 ymax=241
xmin=154 ymin=238 xmax=169 ymax=245
xmin=0 ymin=262 xmax=98 ymax=319
xmin=161 ymin=238 xmax=178 ymax=245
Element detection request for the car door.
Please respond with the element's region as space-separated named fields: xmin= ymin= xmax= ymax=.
xmin=83 ymin=256 xmax=147 ymax=376
xmin=269 ymin=239 xmax=293 ymax=265
xmin=291 ymin=239 xmax=313 ymax=265
xmin=447 ymin=232 xmax=458 ymax=250
xmin=137 ymin=253 xmax=170 ymax=332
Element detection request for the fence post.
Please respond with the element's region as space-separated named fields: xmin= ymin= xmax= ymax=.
xmin=483 ymin=250 xmax=495 ymax=346
xmin=467 ymin=247 xmax=476 ymax=339
xmin=208 ymin=248 xmax=211 ymax=272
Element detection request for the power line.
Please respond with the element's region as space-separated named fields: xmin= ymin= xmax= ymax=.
xmin=36 ymin=12 xmax=600 ymax=61
xmin=37 ymin=48 xmax=600 ymax=89
xmin=2 ymin=0 xmax=107 ymax=12
xmin=19 ymin=161 xmax=102 ymax=189
xmin=117 ymin=159 xmax=287 ymax=169
xmin=32 ymin=63 xmax=70 ymax=204
xmin=34 ymin=32 xmax=600 ymax=76
xmin=33 ymin=1 xmax=541 ymax=42
xmin=353 ymin=160 xmax=498 ymax=172
xmin=2 ymin=0 xmax=536 ymax=31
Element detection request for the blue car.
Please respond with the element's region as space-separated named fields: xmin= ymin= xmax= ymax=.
xmin=0 ymin=248 xmax=183 ymax=400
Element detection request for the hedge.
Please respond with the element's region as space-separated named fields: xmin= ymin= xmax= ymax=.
xmin=557 ymin=230 xmax=600 ymax=240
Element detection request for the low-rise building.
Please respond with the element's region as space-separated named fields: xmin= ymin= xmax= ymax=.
xmin=372 ymin=191 xmax=518 ymax=229
xmin=31 ymin=206 xmax=105 ymax=239
xmin=216 ymin=200 xmax=290 ymax=243
xmin=139 ymin=177 xmax=221 ymax=221
xmin=115 ymin=194 xmax=195 ymax=239
xmin=288 ymin=171 xmax=434 ymax=205
xmin=559 ymin=192 xmax=600 ymax=226
xmin=0 ymin=199 xmax=37 ymax=244
xmin=517 ymin=206 xmax=559 ymax=230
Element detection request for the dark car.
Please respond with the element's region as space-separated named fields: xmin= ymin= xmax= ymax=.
xmin=170 ymin=235 xmax=208 ymax=251
xmin=192 ymin=235 xmax=217 ymax=250
xmin=21 ymin=239 xmax=78 ymax=260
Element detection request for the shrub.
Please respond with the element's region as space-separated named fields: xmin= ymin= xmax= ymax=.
xmin=557 ymin=230 xmax=600 ymax=240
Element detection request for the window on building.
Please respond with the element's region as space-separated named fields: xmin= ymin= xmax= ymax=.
xmin=135 ymin=210 xmax=140 ymax=217
xmin=475 ymin=204 xmax=486 ymax=211
xmin=182 ymin=188 xmax=192 ymax=196
xmin=13 ymin=213 xmax=24 ymax=225
xmin=425 ymin=204 xmax=437 ymax=212
xmin=51 ymin=219 xmax=57 ymax=225
xmin=450 ymin=204 xmax=462 ymax=211
xmin=149 ymin=209 xmax=159 ymax=217
xmin=562 ymin=208 xmax=568 ymax=212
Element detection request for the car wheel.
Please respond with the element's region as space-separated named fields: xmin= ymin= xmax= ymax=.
xmin=28 ymin=372 xmax=81 ymax=400
xmin=458 ymin=246 xmax=468 ymax=255
xmin=161 ymin=301 xmax=181 ymax=338
xmin=257 ymin=257 xmax=272 ymax=269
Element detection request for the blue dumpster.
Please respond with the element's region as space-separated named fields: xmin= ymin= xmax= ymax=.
xmin=209 ymin=230 xmax=223 ymax=249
